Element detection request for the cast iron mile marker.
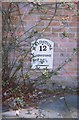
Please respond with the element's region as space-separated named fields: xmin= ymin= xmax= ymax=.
xmin=31 ymin=39 xmax=54 ymax=69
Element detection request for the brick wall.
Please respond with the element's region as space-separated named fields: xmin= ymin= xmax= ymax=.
xmin=2 ymin=2 xmax=77 ymax=87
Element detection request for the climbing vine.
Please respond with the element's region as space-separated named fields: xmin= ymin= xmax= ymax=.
xmin=2 ymin=1 xmax=78 ymax=109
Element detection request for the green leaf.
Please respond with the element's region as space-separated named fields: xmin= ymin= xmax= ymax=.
xmin=62 ymin=31 xmax=67 ymax=38
xmin=24 ymin=74 xmax=30 ymax=79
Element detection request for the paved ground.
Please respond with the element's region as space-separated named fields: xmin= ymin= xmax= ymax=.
xmin=1 ymin=94 xmax=78 ymax=119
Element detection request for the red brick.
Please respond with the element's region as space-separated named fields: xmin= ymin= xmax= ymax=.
xmin=71 ymin=16 xmax=77 ymax=21
xmin=40 ymin=16 xmax=54 ymax=21
xmin=50 ymin=21 xmax=60 ymax=26
xmin=68 ymin=21 xmax=77 ymax=27
xmin=36 ymin=27 xmax=51 ymax=32
xmin=2 ymin=2 xmax=10 ymax=9
xmin=23 ymin=15 xmax=37 ymax=21
xmin=56 ymin=9 xmax=65 ymax=16
xmin=69 ymin=28 xmax=77 ymax=32
xmin=77 ymin=16 xmax=79 ymax=21
xmin=67 ymin=33 xmax=76 ymax=38
xmin=38 ymin=22 xmax=44 ymax=26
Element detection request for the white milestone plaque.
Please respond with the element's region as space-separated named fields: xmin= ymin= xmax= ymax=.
xmin=31 ymin=39 xmax=54 ymax=69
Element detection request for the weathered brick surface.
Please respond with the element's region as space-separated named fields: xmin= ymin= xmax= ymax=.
xmin=2 ymin=2 xmax=77 ymax=86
